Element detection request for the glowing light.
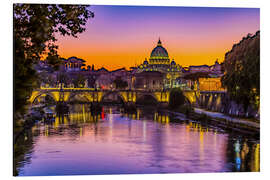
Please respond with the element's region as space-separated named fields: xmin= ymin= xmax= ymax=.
xmin=101 ymin=108 xmax=105 ymax=120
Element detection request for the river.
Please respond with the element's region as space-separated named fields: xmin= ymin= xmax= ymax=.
xmin=15 ymin=104 xmax=260 ymax=176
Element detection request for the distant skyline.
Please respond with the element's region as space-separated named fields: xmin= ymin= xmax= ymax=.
xmin=56 ymin=5 xmax=260 ymax=70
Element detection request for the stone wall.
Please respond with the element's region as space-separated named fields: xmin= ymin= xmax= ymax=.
xmin=198 ymin=92 xmax=259 ymax=119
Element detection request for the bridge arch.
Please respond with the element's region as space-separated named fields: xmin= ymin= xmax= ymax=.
xmin=68 ymin=93 xmax=91 ymax=103
xmin=29 ymin=91 xmax=57 ymax=104
xmin=29 ymin=89 xmax=204 ymax=106
xmin=136 ymin=93 xmax=159 ymax=105
xmin=100 ymin=91 xmax=126 ymax=104
xmin=183 ymin=91 xmax=199 ymax=105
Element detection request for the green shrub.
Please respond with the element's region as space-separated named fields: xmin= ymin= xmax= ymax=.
xmin=169 ymin=88 xmax=185 ymax=109
xmin=197 ymin=113 xmax=211 ymax=122
xmin=177 ymin=104 xmax=193 ymax=115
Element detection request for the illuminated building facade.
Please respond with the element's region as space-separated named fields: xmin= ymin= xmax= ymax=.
xmin=183 ymin=60 xmax=225 ymax=91
xmin=198 ymin=77 xmax=225 ymax=91
xmin=134 ymin=71 xmax=164 ymax=90
xmin=189 ymin=60 xmax=223 ymax=75
xmin=135 ymin=39 xmax=183 ymax=89
xmin=62 ymin=56 xmax=86 ymax=72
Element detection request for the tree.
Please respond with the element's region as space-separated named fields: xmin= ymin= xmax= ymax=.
xmin=14 ymin=4 xmax=94 ymax=117
xmin=45 ymin=54 xmax=63 ymax=71
xmin=221 ymin=31 xmax=260 ymax=112
xmin=169 ymin=88 xmax=186 ymax=109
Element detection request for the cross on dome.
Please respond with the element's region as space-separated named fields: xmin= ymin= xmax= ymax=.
xmin=157 ymin=37 xmax=162 ymax=46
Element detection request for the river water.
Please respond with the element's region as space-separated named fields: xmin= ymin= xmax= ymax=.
xmin=16 ymin=104 xmax=260 ymax=176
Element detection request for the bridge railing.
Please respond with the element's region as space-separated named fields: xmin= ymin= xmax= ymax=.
xmin=38 ymin=87 xmax=226 ymax=94
xmin=200 ymin=90 xmax=227 ymax=94
xmin=38 ymin=87 xmax=171 ymax=92
xmin=36 ymin=87 xmax=228 ymax=95
xmin=40 ymin=87 xmax=96 ymax=91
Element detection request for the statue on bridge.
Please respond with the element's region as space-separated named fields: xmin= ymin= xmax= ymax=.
xmin=84 ymin=80 xmax=88 ymax=88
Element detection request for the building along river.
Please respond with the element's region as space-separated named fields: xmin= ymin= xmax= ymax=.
xmin=14 ymin=104 xmax=260 ymax=176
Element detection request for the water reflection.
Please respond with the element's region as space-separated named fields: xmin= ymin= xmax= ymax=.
xmin=16 ymin=104 xmax=260 ymax=176
xmin=232 ymin=139 xmax=260 ymax=172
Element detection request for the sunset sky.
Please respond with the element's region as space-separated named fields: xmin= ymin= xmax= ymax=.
xmin=56 ymin=5 xmax=260 ymax=70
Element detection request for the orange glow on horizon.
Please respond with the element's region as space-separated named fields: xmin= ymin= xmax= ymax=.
xmin=54 ymin=6 xmax=259 ymax=71
xmin=56 ymin=37 xmax=236 ymax=70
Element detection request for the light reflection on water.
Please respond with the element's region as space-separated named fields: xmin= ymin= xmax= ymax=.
xmin=17 ymin=104 xmax=260 ymax=176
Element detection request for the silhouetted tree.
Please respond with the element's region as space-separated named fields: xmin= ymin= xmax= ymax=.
xmin=14 ymin=4 xmax=94 ymax=119
xmin=45 ymin=54 xmax=63 ymax=71
xmin=222 ymin=31 xmax=260 ymax=112
xmin=169 ymin=88 xmax=185 ymax=109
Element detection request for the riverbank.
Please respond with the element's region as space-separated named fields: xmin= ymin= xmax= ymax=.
xmin=194 ymin=108 xmax=260 ymax=128
xmin=164 ymin=107 xmax=260 ymax=137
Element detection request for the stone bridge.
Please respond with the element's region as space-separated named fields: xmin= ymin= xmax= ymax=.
xmin=29 ymin=87 xmax=200 ymax=105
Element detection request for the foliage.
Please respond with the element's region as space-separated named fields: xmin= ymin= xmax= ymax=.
xmin=14 ymin=4 xmax=94 ymax=116
xmin=221 ymin=31 xmax=260 ymax=112
xmin=169 ymin=88 xmax=186 ymax=109
xmin=45 ymin=54 xmax=63 ymax=71
xmin=113 ymin=76 xmax=128 ymax=89
xmin=173 ymin=104 xmax=194 ymax=117
xmin=197 ymin=113 xmax=211 ymax=122
xmin=14 ymin=36 xmax=39 ymax=115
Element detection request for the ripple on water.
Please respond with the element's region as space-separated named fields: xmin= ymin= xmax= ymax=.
xmin=16 ymin=105 xmax=260 ymax=175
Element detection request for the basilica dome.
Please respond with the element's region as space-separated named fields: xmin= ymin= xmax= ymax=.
xmin=149 ymin=39 xmax=170 ymax=64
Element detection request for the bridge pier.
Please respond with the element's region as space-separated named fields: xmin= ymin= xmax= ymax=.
xmin=198 ymin=91 xmax=227 ymax=111
xmin=123 ymin=101 xmax=137 ymax=113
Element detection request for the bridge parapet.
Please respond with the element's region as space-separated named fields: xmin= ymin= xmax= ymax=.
xmin=30 ymin=88 xmax=206 ymax=105
xmin=200 ymin=90 xmax=226 ymax=94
